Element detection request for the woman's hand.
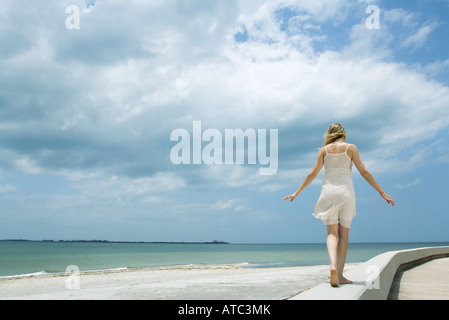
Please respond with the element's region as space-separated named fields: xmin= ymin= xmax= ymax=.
xmin=283 ymin=149 xmax=325 ymax=204
xmin=283 ymin=192 xmax=299 ymax=202
xmin=381 ymin=192 xmax=395 ymax=207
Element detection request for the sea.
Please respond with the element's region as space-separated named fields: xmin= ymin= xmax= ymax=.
xmin=1 ymin=240 xmax=448 ymax=278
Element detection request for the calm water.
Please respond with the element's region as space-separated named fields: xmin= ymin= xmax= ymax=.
xmin=0 ymin=241 xmax=448 ymax=278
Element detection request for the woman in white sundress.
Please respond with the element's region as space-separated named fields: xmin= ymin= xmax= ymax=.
xmin=283 ymin=123 xmax=395 ymax=287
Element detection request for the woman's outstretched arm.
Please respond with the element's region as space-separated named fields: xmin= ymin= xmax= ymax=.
xmin=283 ymin=148 xmax=326 ymax=202
xmin=350 ymin=145 xmax=395 ymax=206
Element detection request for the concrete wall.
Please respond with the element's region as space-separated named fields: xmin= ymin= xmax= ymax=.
xmin=290 ymin=246 xmax=449 ymax=300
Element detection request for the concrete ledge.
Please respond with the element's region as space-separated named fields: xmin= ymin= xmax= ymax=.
xmin=289 ymin=246 xmax=449 ymax=300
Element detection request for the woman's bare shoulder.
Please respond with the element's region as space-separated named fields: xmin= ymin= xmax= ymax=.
xmin=316 ymin=146 xmax=327 ymax=161
xmin=317 ymin=146 xmax=328 ymax=155
xmin=345 ymin=143 xmax=358 ymax=161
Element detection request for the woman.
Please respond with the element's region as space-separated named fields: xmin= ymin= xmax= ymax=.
xmin=283 ymin=123 xmax=394 ymax=287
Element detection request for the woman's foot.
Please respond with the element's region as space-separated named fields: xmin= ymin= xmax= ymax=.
xmin=339 ymin=276 xmax=353 ymax=285
xmin=330 ymin=269 xmax=339 ymax=287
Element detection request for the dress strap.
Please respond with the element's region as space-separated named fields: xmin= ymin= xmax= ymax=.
xmin=344 ymin=144 xmax=351 ymax=154
xmin=324 ymin=146 xmax=328 ymax=155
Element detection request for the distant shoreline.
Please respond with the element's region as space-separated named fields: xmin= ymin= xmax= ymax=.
xmin=0 ymin=239 xmax=230 ymax=245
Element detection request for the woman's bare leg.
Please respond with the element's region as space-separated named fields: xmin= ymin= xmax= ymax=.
xmin=326 ymin=224 xmax=339 ymax=287
xmin=337 ymin=225 xmax=352 ymax=284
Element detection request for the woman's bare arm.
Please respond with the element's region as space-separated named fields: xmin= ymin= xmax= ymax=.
xmin=350 ymin=145 xmax=395 ymax=206
xmin=283 ymin=148 xmax=325 ymax=202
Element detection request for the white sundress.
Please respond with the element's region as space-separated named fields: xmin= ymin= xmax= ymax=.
xmin=313 ymin=143 xmax=356 ymax=228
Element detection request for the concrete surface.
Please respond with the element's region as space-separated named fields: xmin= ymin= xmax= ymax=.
xmin=290 ymin=246 xmax=449 ymax=300
xmin=388 ymin=257 xmax=449 ymax=300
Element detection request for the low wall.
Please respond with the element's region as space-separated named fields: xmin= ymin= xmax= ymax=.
xmin=289 ymin=246 xmax=449 ymax=300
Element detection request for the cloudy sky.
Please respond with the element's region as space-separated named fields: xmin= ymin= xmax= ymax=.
xmin=0 ymin=0 xmax=448 ymax=243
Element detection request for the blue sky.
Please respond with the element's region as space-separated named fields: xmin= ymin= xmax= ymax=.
xmin=0 ymin=0 xmax=448 ymax=243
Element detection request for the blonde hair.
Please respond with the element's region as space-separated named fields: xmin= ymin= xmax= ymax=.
xmin=324 ymin=123 xmax=347 ymax=146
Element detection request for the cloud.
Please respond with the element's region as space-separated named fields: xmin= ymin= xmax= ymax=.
xmin=1 ymin=1 xmax=448 ymax=182
xmin=212 ymin=199 xmax=246 ymax=212
xmin=424 ymin=58 xmax=449 ymax=76
xmin=400 ymin=22 xmax=439 ymax=50
xmin=0 ymin=184 xmax=16 ymax=194
xmin=395 ymin=178 xmax=422 ymax=190
xmin=1 ymin=0 xmax=449 ymax=241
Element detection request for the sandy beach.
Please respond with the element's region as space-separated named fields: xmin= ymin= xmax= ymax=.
xmin=0 ymin=263 xmax=359 ymax=300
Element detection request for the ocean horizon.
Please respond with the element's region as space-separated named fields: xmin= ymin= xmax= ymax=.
xmin=1 ymin=240 xmax=448 ymax=278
